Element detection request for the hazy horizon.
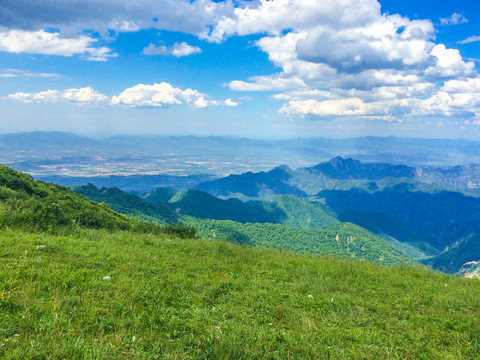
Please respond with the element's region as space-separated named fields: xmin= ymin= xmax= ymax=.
xmin=3 ymin=129 xmax=480 ymax=143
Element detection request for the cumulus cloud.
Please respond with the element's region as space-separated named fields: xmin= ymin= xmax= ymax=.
xmin=143 ymin=42 xmax=201 ymax=57
xmin=0 ymin=30 xmax=116 ymax=61
xmin=7 ymin=87 xmax=109 ymax=104
xmin=280 ymin=78 xmax=480 ymax=120
xmin=223 ymin=98 xmax=238 ymax=107
xmin=7 ymin=82 xmax=237 ymax=109
xmin=440 ymin=13 xmax=468 ymax=26
xmin=0 ymin=0 xmax=234 ymax=38
xmin=281 ymin=97 xmax=416 ymax=118
xmin=208 ymin=0 xmax=381 ymax=42
xmin=420 ymin=78 xmax=480 ymax=117
xmin=0 ymin=1 xmax=230 ymax=61
xmin=206 ymin=0 xmax=480 ymax=122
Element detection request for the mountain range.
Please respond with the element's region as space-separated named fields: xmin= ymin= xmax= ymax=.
xmin=2 ymin=132 xmax=480 ymax=194
xmin=195 ymin=156 xmax=480 ymax=199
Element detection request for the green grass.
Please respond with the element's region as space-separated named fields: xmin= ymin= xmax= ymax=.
xmin=1 ymin=228 xmax=480 ymax=359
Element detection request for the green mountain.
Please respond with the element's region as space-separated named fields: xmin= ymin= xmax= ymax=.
xmin=142 ymin=187 xmax=178 ymax=203
xmin=71 ymin=184 xmax=178 ymax=224
xmin=308 ymin=156 xmax=417 ymax=180
xmin=142 ymin=188 xmax=338 ymax=228
xmin=195 ymin=165 xmax=308 ymax=200
xmin=194 ymin=156 xmax=480 ymax=199
xmin=317 ymin=184 xmax=480 ymax=253
xmin=190 ymin=219 xmax=413 ymax=266
xmin=68 ymin=174 xmax=480 ymax=274
xmin=422 ymin=234 xmax=480 ymax=274
xmin=338 ymin=210 xmax=438 ymax=259
xmin=164 ymin=188 xmax=276 ymax=223
xmin=260 ymin=195 xmax=338 ymax=229
xmin=70 ymin=183 xmax=412 ymax=267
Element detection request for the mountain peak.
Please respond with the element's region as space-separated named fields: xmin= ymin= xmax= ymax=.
xmin=311 ymin=157 xmax=415 ymax=180
xmin=271 ymin=164 xmax=292 ymax=173
xmin=327 ymin=156 xmax=360 ymax=166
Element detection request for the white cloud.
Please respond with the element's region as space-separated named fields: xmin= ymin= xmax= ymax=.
xmin=7 ymin=82 xmax=237 ymax=109
xmin=441 ymin=78 xmax=480 ymax=93
xmin=272 ymin=89 xmax=332 ymax=101
xmin=281 ymin=98 xmax=416 ymax=118
xmin=458 ymin=36 xmax=480 ymax=44
xmin=143 ymin=42 xmax=201 ymax=57
xmin=112 ymin=83 xmax=199 ymax=107
xmin=425 ymin=44 xmax=475 ymax=78
xmin=440 ymin=13 xmax=468 ymax=26
xmin=224 ymin=98 xmax=238 ymax=107
xmin=0 ymin=68 xmax=60 ymax=78
xmin=229 ymin=75 xmax=306 ymax=91
xmin=0 ymin=30 xmax=116 ymax=61
xmin=170 ymin=42 xmax=202 ymax=57
xmin=419 ymin=78 xmax=480 ymax=117
xmin=143 ymin=44 xmax=169 ymax=56
xmin=0 ymin=0 xmax=234 ymax=39
xmin=8 ymin=89 xmax=62 ymax=103
xmin=208 ymin=0 xmax=480 ymax=122
xmin=295 ymin=17 xmax=436 ymax=73
xmin=279 ymin=77 xmax=480 ymax=120
xmin=62 ymin=87 xmax=110 ymax=103
xmin=208 ymin=0 xmax=382 ymax=42
xmin=7 ymin=87 xmax=109 ymax=104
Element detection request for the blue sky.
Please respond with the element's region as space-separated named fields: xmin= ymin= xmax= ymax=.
xmin=1 ymin=0 xmax=480 ymax=139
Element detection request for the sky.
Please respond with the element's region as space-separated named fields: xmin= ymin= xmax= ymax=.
xmin=1 ymin=0 xmax=480 ymax=139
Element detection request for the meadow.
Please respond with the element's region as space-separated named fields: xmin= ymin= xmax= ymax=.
xmin=1 ymin=228 xmax=480 ymax=359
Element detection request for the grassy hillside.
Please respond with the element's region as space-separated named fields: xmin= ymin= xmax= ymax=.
xmin=1 ymin=228 xmax=480 ymax=359
xmin=0 ymin=165 xmax=138 ymax=233
xmin=0 ymin=165 xmax=194 ymax=239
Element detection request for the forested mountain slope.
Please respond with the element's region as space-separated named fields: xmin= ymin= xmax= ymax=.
xmin=71 ymin=183 xmax=412 ymax=267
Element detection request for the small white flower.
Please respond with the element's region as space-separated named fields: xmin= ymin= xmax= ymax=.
xmin=103 ymin=276 xmax=111 ymax=280
xmin=331 ymin=298 xmax=334 ymax=302
xmin=307 ymin=294 xmax=313 ymax=298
